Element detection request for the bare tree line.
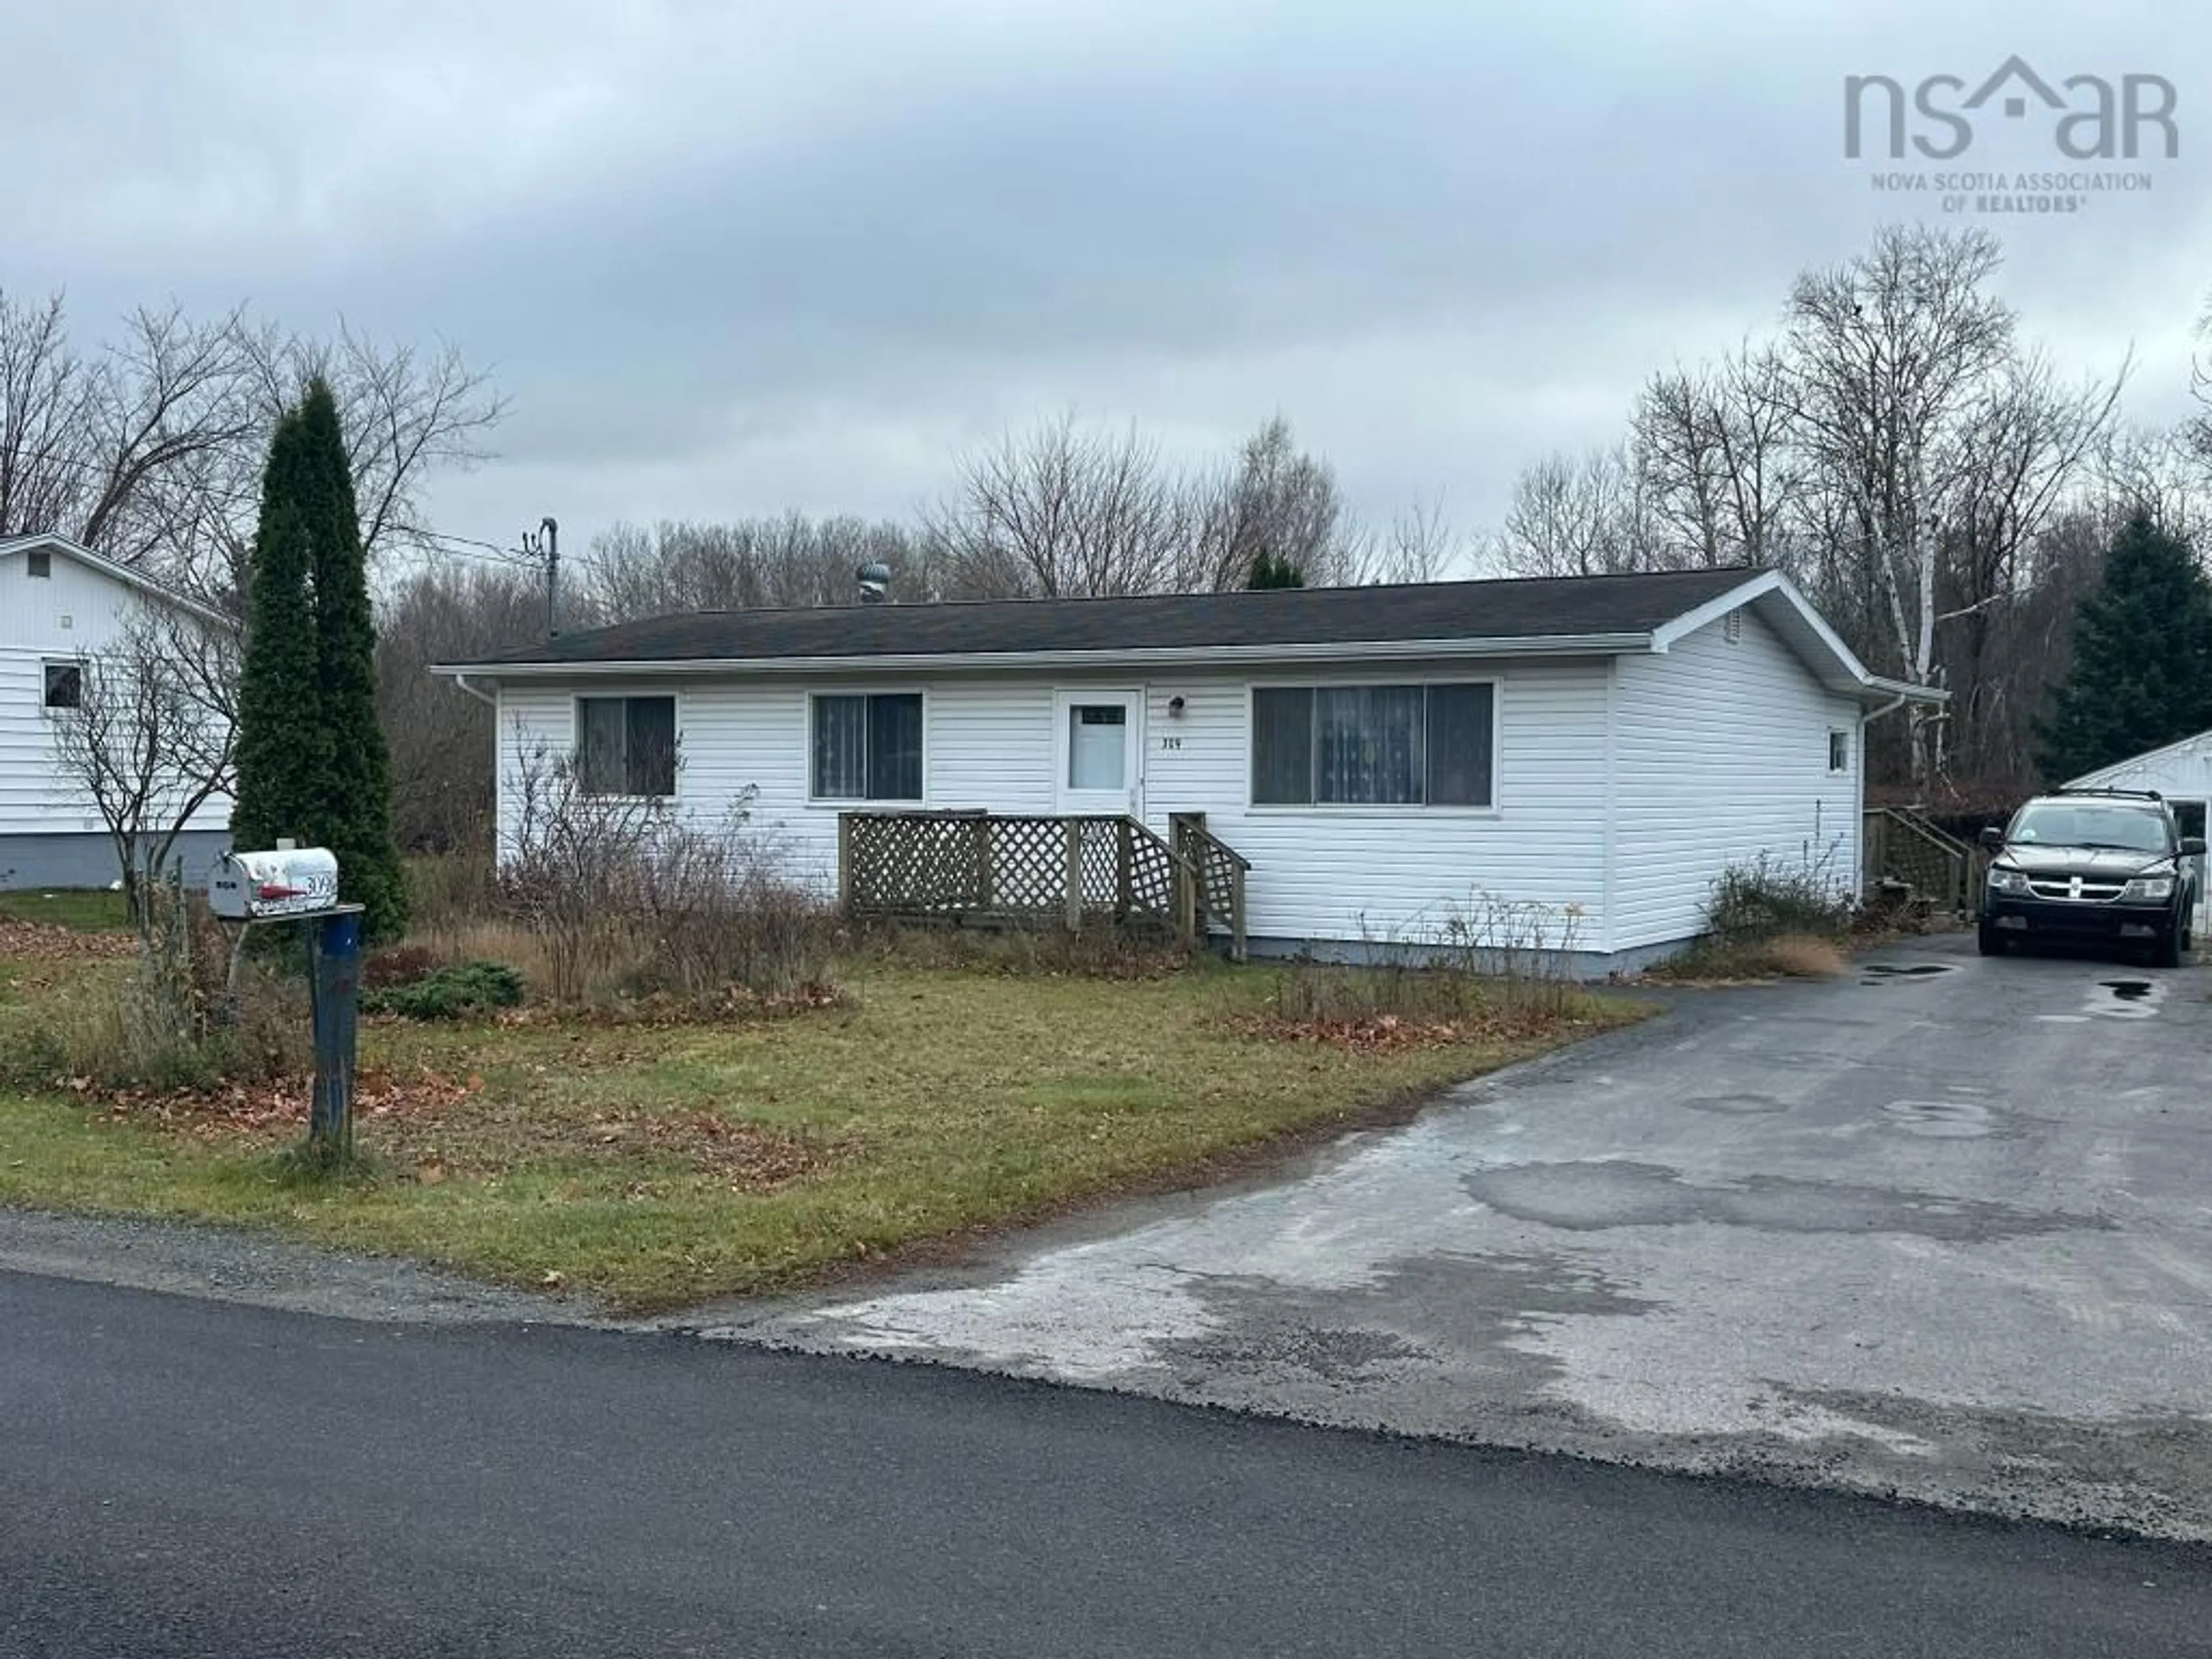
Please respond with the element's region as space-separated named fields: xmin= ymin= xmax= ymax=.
xmin=574 ymin=411 xmax=1457 ymax=623
xmin=1486 ymin=224 xmax=2195 ymax=796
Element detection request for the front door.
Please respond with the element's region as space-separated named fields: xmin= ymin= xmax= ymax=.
xmin=1054 ymin=690 xmax=1142 ymax=816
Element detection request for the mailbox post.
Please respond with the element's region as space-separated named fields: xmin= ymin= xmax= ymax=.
xmin=209 ymin=846 xmax=362 ymax=1168
xmin=305 ymin=908 xmax=362 ymax=1164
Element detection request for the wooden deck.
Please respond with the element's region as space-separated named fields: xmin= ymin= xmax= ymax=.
xmin=838 ymin=810 xmax=1249 ymax=957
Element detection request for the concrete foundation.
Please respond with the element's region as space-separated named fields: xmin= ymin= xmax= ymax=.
xmin=0 ymin=831 xmax=230 ymax=892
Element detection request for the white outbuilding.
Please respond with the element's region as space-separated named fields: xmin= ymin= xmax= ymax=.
xmin=2068 ymin=730 xmax=2212 ymax=933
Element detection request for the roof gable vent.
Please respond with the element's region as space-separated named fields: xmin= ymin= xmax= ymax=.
xmin=1723 ymin=609 xmax=1744 ymax=644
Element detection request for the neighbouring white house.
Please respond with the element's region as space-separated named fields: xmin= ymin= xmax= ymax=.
xmin=0 ymin=532 xmax=235 ymax=891
xmin=2067 ymin=730 xmax=2212 ymax=935
xmin=437 ymin=567 xmax=1938 ymax=974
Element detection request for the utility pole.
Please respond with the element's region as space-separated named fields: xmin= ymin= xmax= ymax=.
xmin=522 ymin=516 xmax=560 ymax=639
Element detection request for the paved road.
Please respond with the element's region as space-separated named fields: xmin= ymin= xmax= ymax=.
xmin=725 ymin=934 xmax=2212 ymax=1537
xmin=5 ymin=1270 xmax=2209 ymax=1657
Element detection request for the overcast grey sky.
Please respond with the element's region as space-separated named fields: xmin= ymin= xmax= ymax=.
xmin=5 ymin=1 xmax=2203 ymax=559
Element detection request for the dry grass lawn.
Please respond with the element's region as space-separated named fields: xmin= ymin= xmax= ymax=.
xmin=0 ymin=927 xmax=1647 ymax=1312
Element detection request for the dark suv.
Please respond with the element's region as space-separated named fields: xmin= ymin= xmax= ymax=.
xmin=1979 ymin=789 xmax=2205 ymax=967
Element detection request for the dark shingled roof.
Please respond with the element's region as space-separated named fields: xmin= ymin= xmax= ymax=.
xmin=463 ymin=567 xmax=1761 ymax=668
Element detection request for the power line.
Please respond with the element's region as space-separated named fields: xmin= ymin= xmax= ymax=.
xmin=412 ymin=528 xmax=535 ymax=567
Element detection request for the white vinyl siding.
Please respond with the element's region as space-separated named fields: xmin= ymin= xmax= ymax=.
xmin=0 ymin=546 xmax=232 ymax=838
xmin=498 ymin=659 xmax=1611 ymax=952
xmin=1609 ymin=609 xmax=1862 ymax=952
xmin=486 ymin=618 xmax=1853 ymax=961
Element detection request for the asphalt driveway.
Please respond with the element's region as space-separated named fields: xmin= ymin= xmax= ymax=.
xmin=720 ymin=933 xmax=2212 ymax=1538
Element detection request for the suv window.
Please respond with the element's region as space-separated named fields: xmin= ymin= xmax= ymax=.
xmin=2007 ymin=801 xmax=2172 ymax=853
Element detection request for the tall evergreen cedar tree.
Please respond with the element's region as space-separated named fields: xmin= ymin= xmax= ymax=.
xmin=1247 ymin=550 xmax=1306 ymax=589
xmin=2037 ymin=513 xmax=2212 ymax=786
xmin=231 ymin=380 xmax=410 ymax=943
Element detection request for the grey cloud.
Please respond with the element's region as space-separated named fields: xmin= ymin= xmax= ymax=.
xmin=5 ymin=0 xmax=2207 ymax=544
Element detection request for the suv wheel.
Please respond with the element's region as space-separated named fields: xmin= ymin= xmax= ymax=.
xmin=2152 ymin=925 xmax=2184 ymax=970
xmin=1977 ymin=921 xmax=2008 ymax=957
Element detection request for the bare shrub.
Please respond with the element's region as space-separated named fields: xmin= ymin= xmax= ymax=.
xmin=1758 ymin=935 xmax=1849 ymax=979
xmin=404 ymin=847 xmax=499 ymax=930
xmin=498 ymin=737 xmax=837 ymax=1007
xmin=1705 ymin=849 xmax=1855 ymax=942
xmin=1266 ymin=895 xmax=1589 ymax=1034
xmin=0 ymin=877 xmax=308 ymax=1089
xmin=1650 ymin=849 xmax=1859 ymax=980
xmin=363 ymin=941 xmax=446 ymax=991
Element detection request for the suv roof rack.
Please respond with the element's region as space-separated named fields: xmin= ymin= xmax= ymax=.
xmin=2052 ymin=786 xmax=2164 ymax=802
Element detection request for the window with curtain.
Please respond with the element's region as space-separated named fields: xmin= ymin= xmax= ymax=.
xmin=577 ymin=695 xmax=677 ymax=796
xmin=812 ymin=693 xmax=923 ymax=800
xmin=1252 ymin=682 xmax=1494 ymax=807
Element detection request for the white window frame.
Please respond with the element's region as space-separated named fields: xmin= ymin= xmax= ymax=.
xmin=1245 ymin=675 xmax=1503 ymax=815
xmin=40 ymin=657 xmax=85 ymax=718
xmin=806 ymin=687 xmax=929 ymax=807
xmin=1828 ymin=729 xmax=1851 ymax=773
xmin=26 ymin=548 xmax=52 ymax=578
xmin=570 ymin=691 xmax=681 ymax=801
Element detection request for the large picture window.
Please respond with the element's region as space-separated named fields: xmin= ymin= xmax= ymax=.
xmin=1252 ymin=682 xmax=1494 ymax=807
xmin=812 ymin=692 xmax=923 ymax=801
xmin=577 ymin=695 xmax=677 ymax=797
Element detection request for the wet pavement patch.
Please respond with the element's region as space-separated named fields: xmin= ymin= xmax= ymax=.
xmin=1860 ymin=962 xmax=1957 ymax=986
xmin=1462 ymin=1161 xmax=2106 ymax=1241
xmin=1680 ymin=1093 xmax=1789 ymax=1116
xmin=1152 ymin=1252 xmax=1653 ymax=1395
xmin=1880 ymin=1099 xmax=2006 ymax=1139
xmin=2103 ymin=980 xmax=2153 ymax=1001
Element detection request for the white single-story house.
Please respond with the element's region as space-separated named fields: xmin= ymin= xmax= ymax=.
xmin=2067 ymin=730 xmax=2212 ymax=935
xmin=0 ymin=532 xmax=235 ymax=890
xmin=437 ymin=567 xmax=1936 ymax=974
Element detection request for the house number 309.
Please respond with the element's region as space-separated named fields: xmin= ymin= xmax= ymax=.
xmin=1158 ymin=736 xmax=1183 ymax=751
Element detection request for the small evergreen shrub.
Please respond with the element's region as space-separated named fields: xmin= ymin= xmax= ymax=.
xmin=362 ymin=960 xmax=524 ymax=1020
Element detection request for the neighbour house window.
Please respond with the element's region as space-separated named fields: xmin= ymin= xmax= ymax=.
xmin=1829 ymin=730 xmax=1850 ymax=772
xmin=41 ymin=660 xmax=83 ymax=714
xmin=577 ymin=695 xmax=677 ymax=797
xmin=811 ymin=693 xmax=923 ymax=801
xmin=26 ymin=550 xmax=52 ymax=578
xmin=1252 ymin=683 xmax=1495 ymax=807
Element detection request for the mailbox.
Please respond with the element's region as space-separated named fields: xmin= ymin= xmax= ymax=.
xmin=208 ymin=847 xmax=342 ymax=921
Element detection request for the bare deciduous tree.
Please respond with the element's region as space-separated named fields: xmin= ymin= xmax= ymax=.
xmin=1633 ymin=346 xmax=1798 ymax=569
xmin=1491 ymin=444 xmax=1653 ymax=577
xmin=1933 ymin=350 xmax=2128 ymax=781
xmin=1783 ymin=224 xmax=2016 ymax=783
xmin=923 ymin=412 xmax=1198 ymax=598
xmin=48 ymin=601 xmax=240 ymax=932
xmin=585 ymin=514 xmax=924 ymax=619
xmin=1183 ymin=416 xmax=1361 ymax=589
xmin=1357 ymin=495 xmax=1456 ymax=584
xmin=376 ymin=562 xmax=565 ymax=852
xmin=0 ymin=289 xmax=503 ymax=605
